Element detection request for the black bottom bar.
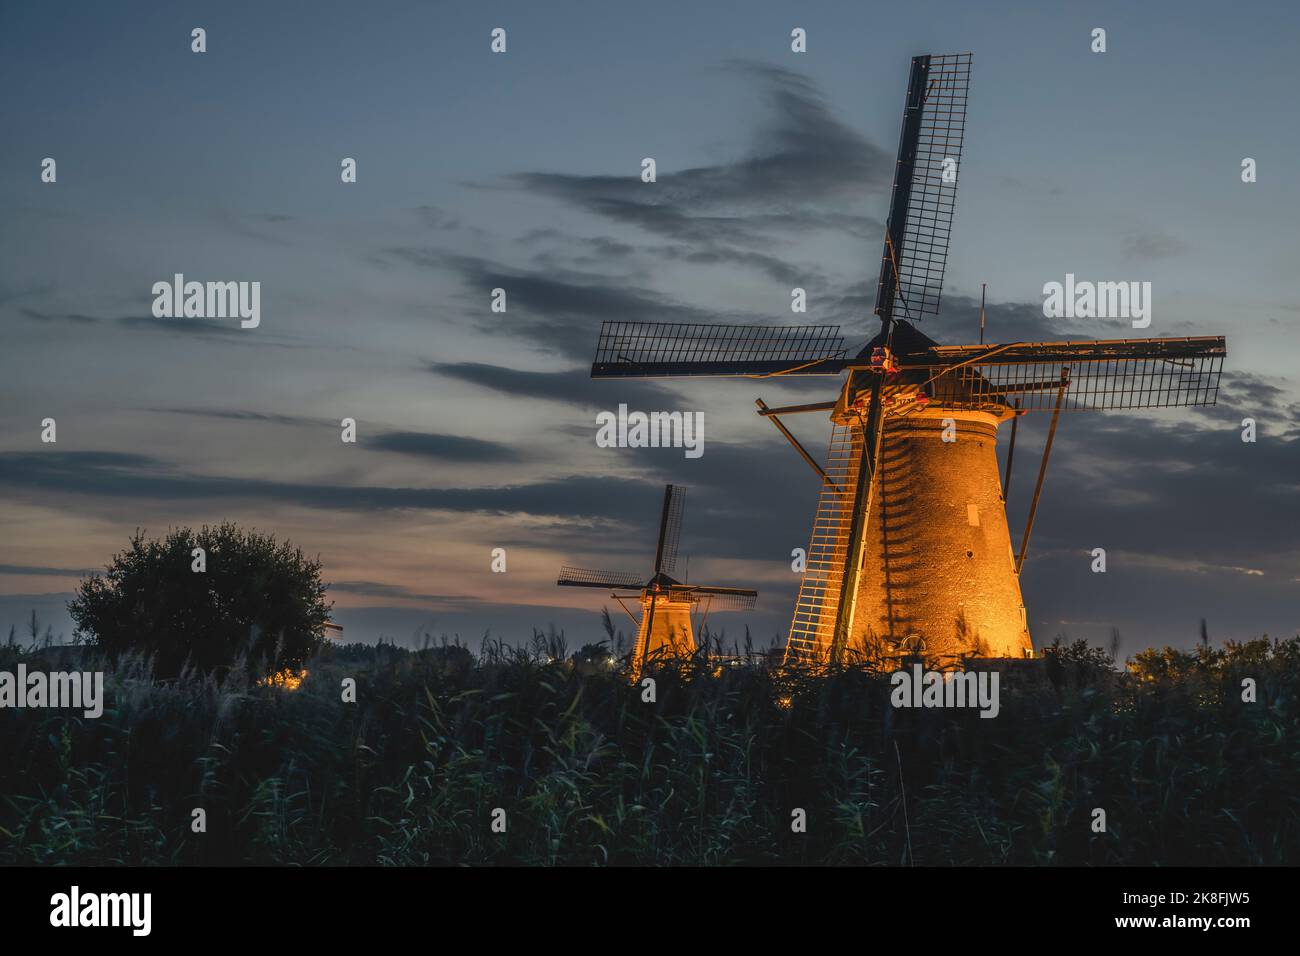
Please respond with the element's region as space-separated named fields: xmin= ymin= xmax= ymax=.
xmin=9 ymin=865 xmax=1281 ymax=941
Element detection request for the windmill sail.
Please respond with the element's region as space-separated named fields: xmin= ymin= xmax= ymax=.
xmin=876 ymin=52 xmax=971 ymax=326
xmin=786 ymin=423 xmax=865 ymax=663
xmin=686 ymin=590 xmax=759 ymax=613
xmin=557 ymin=566 xmax=645 ymax=590
xmin=920 ymin=336 xmax=1226 ymax=411
xmin=687 ymin=586 xmax=758 ymax=610
xmin=655 ymin=485 xmax=688 ymax=579
xmin=592 ymin=321 xmax=847 ymax=378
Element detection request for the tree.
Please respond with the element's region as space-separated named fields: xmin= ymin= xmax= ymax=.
xmin=68 ymin=524 xmax=331 ymax=678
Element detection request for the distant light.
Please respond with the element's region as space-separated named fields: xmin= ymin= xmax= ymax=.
xmin=258 ymin=668 xmax=309 ymax=691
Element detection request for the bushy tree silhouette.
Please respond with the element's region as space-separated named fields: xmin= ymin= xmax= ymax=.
xmin=69 ymin=524 xmax=331 ymax=678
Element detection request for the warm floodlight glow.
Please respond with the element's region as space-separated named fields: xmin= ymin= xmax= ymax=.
xmin=258 ymin=668 xmax=309 ymax=691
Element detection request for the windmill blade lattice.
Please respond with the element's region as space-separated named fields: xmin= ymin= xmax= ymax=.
xmin=919 ymin=336 xmax=1226 ymax=411
xmin=786 ymin=423 xmax=864 ymax=663
xmin=657 ymin=485 xmax=687 ymax=579
xmin=688 ymin=587 xmax=758 ymax=611
xmin=592 ymin=321 xmax=847 ymax=378
xmin=556 ymin=566 xmax=646 ymax=590
xmin=876 ymin=52 xmax=971 ymax=325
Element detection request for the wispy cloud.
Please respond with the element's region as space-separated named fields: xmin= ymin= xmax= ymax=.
xmin=429 ymin=361 xmax=681 ymax=408
xmin=509 ymin=61 xmax=891 ymax=243
xmin=330 ymin=580 xmax=485 ymax=606
xmin=1122 ymin=231 xmax=1194 ymax=261
xmin=0 ymin=450 xmax=660 ymax=519
xmin=149 ymin=408 xmax=325 ymax=426
xmin=370 ymin=430 xmax=523 ymax=463
xmin=0 ymin=563 xmax=98 ymax=577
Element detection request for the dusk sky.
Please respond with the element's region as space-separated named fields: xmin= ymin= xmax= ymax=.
xmin=2 ymin=1 xmax=1296 ymax=655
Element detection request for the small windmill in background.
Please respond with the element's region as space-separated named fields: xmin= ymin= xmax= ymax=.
xmin=585 ymin=53 xmax=1226 ymax=668
xmin=557 ymin=484 xmax=758 ymax=673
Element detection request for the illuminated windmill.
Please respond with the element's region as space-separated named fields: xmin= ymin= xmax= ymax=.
xmin=557 ymin=484 xmax=758 ymax=671
xmin=586 ymin=53 xmax=1226 ymax=666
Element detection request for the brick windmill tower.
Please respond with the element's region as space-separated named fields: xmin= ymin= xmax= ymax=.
xmin=557 ymin=484 xmax=758 ymax=671
xmin=584 ymin=52 xmax=1226 ymax=667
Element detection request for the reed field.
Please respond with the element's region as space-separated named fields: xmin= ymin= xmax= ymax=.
xmin=1 ymin=628 xmax=1297 ymax=866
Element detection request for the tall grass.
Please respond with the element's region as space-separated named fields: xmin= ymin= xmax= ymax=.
xmin=1 ymin=634 xmax=1296 ymax=865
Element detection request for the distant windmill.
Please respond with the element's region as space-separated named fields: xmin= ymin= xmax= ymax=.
xmin=585 ymin=53 xmax=1226 ymax=666
xmin=557 ymin=484 xmax=758 ymax=671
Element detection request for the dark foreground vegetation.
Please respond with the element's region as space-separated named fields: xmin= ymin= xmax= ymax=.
xmin=1 ymin=632 xmax=1297 ymax=866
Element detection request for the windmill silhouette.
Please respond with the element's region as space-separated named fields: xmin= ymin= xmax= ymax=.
xmin=585 ymin=53 xmax=1226 ymax=667
xmin=557 ymin=484 xmax=758 ymax=671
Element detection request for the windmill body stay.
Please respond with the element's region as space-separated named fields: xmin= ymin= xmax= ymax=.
xmin=587 ymin=53 xmax=1226 ymax=666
